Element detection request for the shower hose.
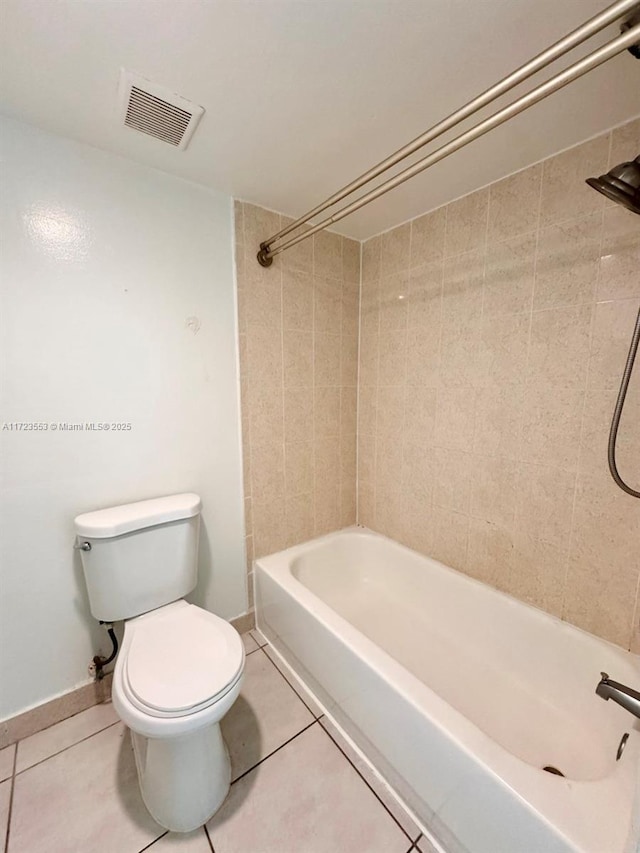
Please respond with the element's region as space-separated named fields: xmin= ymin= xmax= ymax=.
xmin=608 ymin=305 xmax=640 ymax=498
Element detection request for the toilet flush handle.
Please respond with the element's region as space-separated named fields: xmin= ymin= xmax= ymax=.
xmin=74 ymin=540 xmax=92 ymax=551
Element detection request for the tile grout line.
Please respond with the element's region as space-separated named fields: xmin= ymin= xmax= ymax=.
xmin=318 ymin=720 xmax=419 ymax=845
xmin=258 ymin=645 xmax=322 ymax=720
xmin=203 ymin=823 xmax=216 ymax=852
xmin=230 ymin=718 xmax=318 ymax=787
xmin=3 ymin=742 xmax=17 ymax=853
xmin=137 ymin=830 xmax=168 ymax=852
xmin=12 ymin=720 xmax=120 ymax=779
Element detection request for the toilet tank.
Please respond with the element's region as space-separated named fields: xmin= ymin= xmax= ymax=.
xmin=74 ymin=493 xmax=201 ymax=622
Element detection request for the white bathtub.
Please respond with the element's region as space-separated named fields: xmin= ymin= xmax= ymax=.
xmin=255 ymin=527 xmax=640 ymax=853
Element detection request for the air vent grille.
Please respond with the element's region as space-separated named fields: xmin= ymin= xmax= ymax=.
xmin=118 ymin=71 xmax=204 ymax=151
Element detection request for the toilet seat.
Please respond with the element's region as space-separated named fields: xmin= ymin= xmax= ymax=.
xmin=121 ymin=601 xmax=245 ymax=719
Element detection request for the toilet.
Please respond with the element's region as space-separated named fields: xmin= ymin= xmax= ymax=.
xmin=74 ymin=493 xmax=244 ymax=832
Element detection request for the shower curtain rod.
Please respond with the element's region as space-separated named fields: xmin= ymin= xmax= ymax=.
xmin=257 ymin=3 xmax=640 ymax=266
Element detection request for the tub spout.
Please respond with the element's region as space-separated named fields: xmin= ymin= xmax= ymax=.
xmin=596 ymin=672 xmax=640 ymax=719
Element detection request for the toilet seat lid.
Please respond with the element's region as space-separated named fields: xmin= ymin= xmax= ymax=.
xmin=125 ymin=604 xmax=244 ymax=714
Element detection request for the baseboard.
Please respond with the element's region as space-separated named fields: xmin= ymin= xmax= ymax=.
xmin=230 ymin=609 xmax=255 ymax=634
xmin=0 ymin=673 xmax=113 ymax=750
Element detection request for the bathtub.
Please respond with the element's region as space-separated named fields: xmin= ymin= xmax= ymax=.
xmin=255 ymin=527 xmax=640 ymax=853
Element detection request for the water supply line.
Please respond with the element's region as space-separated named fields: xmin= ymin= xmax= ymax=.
xmin=93 ymin=622 xmax=118 ymax=681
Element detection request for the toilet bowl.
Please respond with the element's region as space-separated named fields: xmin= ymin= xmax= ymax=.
xmin=112 ymin=600 xmax=245 ymax=832
xmin=74 ymin=493 xmax=246 ymax=832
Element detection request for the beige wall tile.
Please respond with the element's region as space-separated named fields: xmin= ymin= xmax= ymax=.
xmin=340 ymin=482 xmax=357 ymax=527
xmin=285 ymin=493 xmax=315 ymax=547
xmin=526 ymin=304 xmax=592 ymax=389
xmin=313 ymin=230 xmax=343 ymax=279
xmin=406 ymin=326 xmax=440 ymax=387
xmin=579 ymin=384 xmax=640 ymax=484
xmin=253 ymin=497 xmax=287 ymax=558
xmin=379 ymin=272 xmax=409 ymax=333
xmin=444 ymin=188 xmax=488 ymax=256
xmin=513 ymin=462 xmax=576 ymax=547
xmin=362 ymin=235 xmax=381 ymax=283
xmin=284 ymin=330 xmax=313 ymax=387
xmin=340 ymin=432 xmax=357 ymax=482
xmin=519 ymin=383 xmax=584 ymax=472
xmin=251 ymin=439 xmax=285 ymax=502
xmin=570 ymin=467 xmax=640 ymax=573
xmin=466 ymin=519 xmax=512 ymax=592
xmin=483 ymin=232 xmax=535 ymax=317
xmin=434 ymin=386 xmax=476 ymax=451
xmin=439 ymin=318 xmax=483 ymax=388
xmin=563 ymin=555 xmax=638 ymax=648
xmin=434 ymin=447 xmax=472 ymax=513
xmin=358 ymin=385 xmax=378 ymax=435
xmin=404 ymin=385 xmax=437 ymax=442
xmin=588 ymin=298 xmax=640 ymax=390
xmin=284 ymin=386 xmax=313 ymax=443
xmin=442 ymin=250 xmax=484 ymax=323
xmin=243 ymin=267 xmax=283 ymax=327
xmin=410 ymin=207 xmax=446 ymax=268
xmin=246 ymin=383 xmax=284 ymax=446
xmin=488 ymin=164 xmax=541 ymax=243
xmin=358 ymin=481 xmax=375 ymax=528
xmin=478 ymin=312 xmax=530 ymax=388
xmin=540 ymin=134 xmax=608 ymax=227
xmin=377 ymin=330 xmax=407 ymax=386
xmin=315 ymin=435 xmax=341 ymax=490
xmin=314 ymin=332 xmax=341 ymax=386
xmin=283 ymin=269 xmax=314 ymax=330
xmin=343 ymin=237 xmax=361 ymax=283
xmin=243 ymin=204 xmax=281 ymax=248
xmin=380 ymin=223 xmax=410 ymax=277
xmin=315 ymin=483 xmax=341 ymax=535
xmin=473 ymin=383 xmax=524 ymax=460
xmin=376 ymin=385 xmax=405 ymax=440
xmin=533 ymin=214 xmax=601 ymax=310
xmin=358 ymin=433 xmax=376 ymax=482
xmin=402 ymin=441 xmax=435 ymax=504
xmin=510 ymin=534 xmax=567 ymax=617
xmin=285 ymin=440 xmax=314 ymax=496
xmin=246 ymin=323 xmax=283 ymax=388
xmin=599 ymin=207 xmax=640 ymax=301
xmin=431 ymin=508 xmax=469 ymax=571
xmin=470 ymin=455 xmax=517 ymax=527
xmin=314 ymin=386 xmax=341 ymax=437
xmin=407 ymin=261 xmax=442 ymax=329
xmin=358 ymin=333 xmax=379 ymax=386
xmin=314 ymin=275 xmax=342 ymax=331
xmin=609 ymin=118 xmax=640 ymax=169
xmin=280 ymin=216 xmax=313 ymax=274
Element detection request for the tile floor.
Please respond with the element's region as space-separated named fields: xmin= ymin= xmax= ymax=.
xmin=1 ymin=631 xmax=433 ymax=853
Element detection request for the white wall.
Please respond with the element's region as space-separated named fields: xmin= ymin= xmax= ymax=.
xmin=0 ymin=116 xmax=247 ymax=720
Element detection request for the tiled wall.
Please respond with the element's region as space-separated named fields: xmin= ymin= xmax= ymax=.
xmin=235 ymin=203 xmax=360 ymax=604
xmin=358 ymin=118 xmax=640 ymax=650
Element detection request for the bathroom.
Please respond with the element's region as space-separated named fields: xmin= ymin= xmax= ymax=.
xmin=0 ymin=0 xmax=639 ymax=851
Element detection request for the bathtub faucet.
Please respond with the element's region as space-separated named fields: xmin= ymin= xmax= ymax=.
xmin=596 ymin=672 xmax=640 ymax=719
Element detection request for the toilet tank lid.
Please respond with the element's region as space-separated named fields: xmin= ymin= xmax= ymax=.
xmin=74 ymin=493 xmax=201 ymax=538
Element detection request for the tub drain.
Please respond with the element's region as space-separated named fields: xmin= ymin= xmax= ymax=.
xmin=542 ymin=765 xmax=565 ymax=777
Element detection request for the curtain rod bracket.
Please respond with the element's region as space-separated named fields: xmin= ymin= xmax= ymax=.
xmin=257 ymin=245 xmax=273 ymax=267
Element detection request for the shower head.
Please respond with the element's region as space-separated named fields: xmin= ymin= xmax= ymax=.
xmin=586 ymin=156 xmax=640 ymax=215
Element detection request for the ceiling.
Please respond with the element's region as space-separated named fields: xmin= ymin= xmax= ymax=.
xmin=1 ymin=0 xmax=639 ymax=241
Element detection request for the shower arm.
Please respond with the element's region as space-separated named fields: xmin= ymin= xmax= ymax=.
xmin=256 ymin=13 xmax=640 ymax=265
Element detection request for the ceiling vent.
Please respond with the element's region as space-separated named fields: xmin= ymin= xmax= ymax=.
xmin=118 ymin=70 xmax=204 ymax=151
